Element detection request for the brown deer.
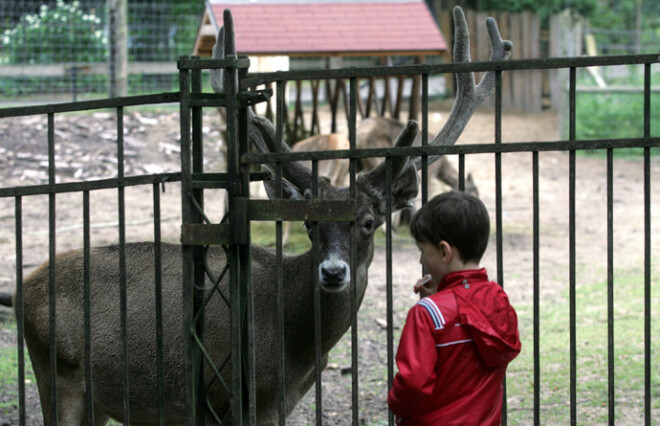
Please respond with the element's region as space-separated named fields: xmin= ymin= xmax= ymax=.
xmin=357 ymin=115 xmax=479 ymax=197
xmin=16 ymin=7 xmax=511 ymax=424
xmin=291 ymin=133 xmax=350 ymax=188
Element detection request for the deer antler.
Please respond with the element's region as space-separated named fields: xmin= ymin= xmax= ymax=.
xmin=211 ymin=9 xmax=319 ymax=192
xmin=410 ymin=6 xmax=512 ymax=170
xmin=210 ymin=10 xmax=235 ymax=94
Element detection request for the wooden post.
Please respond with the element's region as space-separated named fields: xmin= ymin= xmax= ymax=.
xmin=408 ymin=56 xmax=424 ymax=122
xmin=439 ymin=7 xmax=455 ymax=98
xmin=293 ymin=80 xmax=306 ymax=141
xmin=108 ymin=0 xmax=128 ymax=97
xmin=393 ymin=75 xmax=404 ymax=119
xmin=310 ymin=80 xmax=321 ymax=134
xmin=365 ymin=77 xmax=377 ymax=118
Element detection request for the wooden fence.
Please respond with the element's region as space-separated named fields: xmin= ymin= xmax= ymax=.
xmin=436 ymin=7 xmax=544 ymax=112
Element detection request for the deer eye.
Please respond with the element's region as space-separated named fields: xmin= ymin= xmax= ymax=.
xmin=362 ymin=218 xmax=375 ymax=234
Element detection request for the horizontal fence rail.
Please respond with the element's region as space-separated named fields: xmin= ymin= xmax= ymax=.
xmin=241 ymin=54 xmax=660 ymax=87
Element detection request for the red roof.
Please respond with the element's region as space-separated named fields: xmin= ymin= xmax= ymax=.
xmin=207 ymin=0 xmax=447 ymax=56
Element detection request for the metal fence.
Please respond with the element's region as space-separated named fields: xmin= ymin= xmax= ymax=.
xmin=0 ymin=46 xmax=658 ymax=424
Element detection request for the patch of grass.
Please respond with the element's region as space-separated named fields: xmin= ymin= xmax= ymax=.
xmin=506 ymin=264 xmax=660 ymax=424
xmin=250 ymin=221 xmax=311 ymax=255
xmin=0 ymin=317 xmax=36 ymax=420
xmin=249 ymin=220 xmax=414 ymax=256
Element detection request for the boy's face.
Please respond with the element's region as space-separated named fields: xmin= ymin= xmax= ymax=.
xmin=416 ymin=240 xmax=450 ymax=285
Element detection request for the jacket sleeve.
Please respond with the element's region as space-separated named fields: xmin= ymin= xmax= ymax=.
xmin=388 ymin=303 xmax=438 ymax=419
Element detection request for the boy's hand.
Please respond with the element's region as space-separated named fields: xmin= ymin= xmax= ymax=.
xmin=413 ymin=274 xmax=436 ymax=298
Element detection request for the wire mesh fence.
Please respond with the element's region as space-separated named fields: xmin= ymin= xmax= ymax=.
xmin=0 ymin=0 xmax=203 ymax=103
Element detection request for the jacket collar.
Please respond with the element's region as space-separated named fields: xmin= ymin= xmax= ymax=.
xmin=438 ymin=268 xmax=488 ymax=291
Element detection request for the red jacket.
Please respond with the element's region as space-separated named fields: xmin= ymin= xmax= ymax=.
xmin=388 ymin=269 xmax=521 ymax=425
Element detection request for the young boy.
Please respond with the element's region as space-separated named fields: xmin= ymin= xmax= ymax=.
xmin=388 ymin=191 xmax=521 ymax=425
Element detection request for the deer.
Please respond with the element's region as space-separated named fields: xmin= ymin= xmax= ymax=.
xmin=13 ymin=6 xmax=511 ymax=425
xmin=357 ymin=115 xmax=479 ymax=197
xmin=290 ymin=133 xmax=350 ymax=188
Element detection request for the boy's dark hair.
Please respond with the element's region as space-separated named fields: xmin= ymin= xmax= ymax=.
xmin=410 ymin=191 xmax=490 ymax=263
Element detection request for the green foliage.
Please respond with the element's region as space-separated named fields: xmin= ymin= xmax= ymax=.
xmin=589 ymin=0 xmax=660 ymax=31
xmin=1 ymin=0 xmax=107 ymax=65
xmin=127 ymin=2 xmax=203 ymax=62
xmin=460 ymin=0 xmax=597 ymax=17
xmin=575 ymin=91 xmax=660 ymax=156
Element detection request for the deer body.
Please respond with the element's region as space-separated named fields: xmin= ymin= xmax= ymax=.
xmin=18 ymin=7 xmax=511 ymax=424
xmin=292 ymin=133 xmax=350 ymax=188
xmin=24 ymin=239 xmax=371 ymax=424
xmin=357 ymin=116 xmax=479 ymax=197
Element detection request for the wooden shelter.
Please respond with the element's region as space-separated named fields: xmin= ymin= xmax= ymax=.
xmin=193 ymin=0 xmax=447 ymax=139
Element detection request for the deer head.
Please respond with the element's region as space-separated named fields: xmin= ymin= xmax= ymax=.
xmin=210 ymin=7 xmax=511 ymax=293
xmin=211 ymin=10 xmax=421 ymax=292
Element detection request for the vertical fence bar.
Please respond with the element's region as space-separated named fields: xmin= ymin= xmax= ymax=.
xmin=238 ymin=82 xmax=256 ymax=425
xmin=83 ymin=190 xmax=94 ymax=425
xmin=190 ymin=66 xmax=207 ymax=425
xmin=387 ymin=76 xmax=403 ymax=426
xmin=349 ymin=76 xmax=360 ymax=426
xmin=224 ymin=51 xmax=246 ymax=425
xmin=152 ymin=183 xmax=165 ymax=425
xmin=458 ymin=154 xmax=465 ymax=192
xmin=643 ymin=62 xmax=652 ymax=426
xmin=494 ymin=70 xmax=506 ymax=425
xmin=178 ymin=64 xmax=195 ymax=425
xmin=607 ymin=138 xmax=615 ymax=426
xmin=532 ymin=151 xmax=540 ymax=425
xmin=47 ymin=112 xmax=58 ymax=424
xmin=116 ymin=106 xmax=130 ymax=424
xmin=385 ymin=156 xmax=394 ymax=426
xmin=494 ymin=70 xmax=503 ymax=284
xmin=14 ymin=196 xmax=25 ymax=426
xmin=275 ymin=79 xmax=286 ymax=426
xmin=568 ymin=67 xmax=577 ymax=426
xmin=312 ymin=158 xmax=323 ymax=426
xmin=421 ymin=73 xmax=429 ymax=202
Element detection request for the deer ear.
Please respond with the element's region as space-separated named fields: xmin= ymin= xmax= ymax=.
xmin=390 ymin=161 xmax=418 ymax=210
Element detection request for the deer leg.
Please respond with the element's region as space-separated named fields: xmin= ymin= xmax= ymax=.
xmin=28 ymin=344 xmax=109 ymax=425
xmin=29 ymin=349 xmax=54 ymax=425
xmin=432 ymin=157 xmax=459 ymax=190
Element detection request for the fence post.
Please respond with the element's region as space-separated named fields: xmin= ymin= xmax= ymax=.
xmin=549 ymin=9 xmax=584 ymax=118
xmin=108 ymin=0 xmax=128 ymax=97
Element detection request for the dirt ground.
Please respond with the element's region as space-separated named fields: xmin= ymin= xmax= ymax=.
xmin=0 ymin=105 xmax=658 ymax=425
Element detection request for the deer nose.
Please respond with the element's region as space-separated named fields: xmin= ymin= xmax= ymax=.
xmin=319 ymin=259 xmax=350 ymax=288
xmin=321 ymin=264 xmax=347 ymax=283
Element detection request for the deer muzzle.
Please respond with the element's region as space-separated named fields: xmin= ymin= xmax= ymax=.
xmin=319 ymin=259 xmax=350 ymax=291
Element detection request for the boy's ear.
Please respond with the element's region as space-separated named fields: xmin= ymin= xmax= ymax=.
xmin=438 ymin=241 xmax=452 ymax=263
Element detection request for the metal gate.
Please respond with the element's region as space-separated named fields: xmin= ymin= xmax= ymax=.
xmin=1 ymin=18 xmax=658 ymax=426
xmin=176 ymin=47 xmax=659 ymax=425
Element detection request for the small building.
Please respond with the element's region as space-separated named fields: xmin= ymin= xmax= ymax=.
xmin=193 ymin=0 xmax=447 ymax=136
